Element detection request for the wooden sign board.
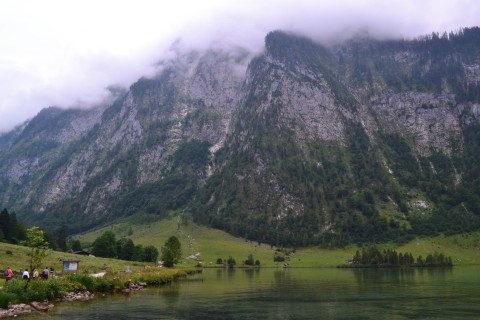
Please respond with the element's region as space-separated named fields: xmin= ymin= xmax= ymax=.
xmin=63 ymin=259 xmax=80 ymax=273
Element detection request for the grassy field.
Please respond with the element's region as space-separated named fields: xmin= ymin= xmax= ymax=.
xmin=72 ymin=216 xmax=480 ymax=268
xmin=1 ymin=215 xmax=478 ymax=281
xmin=0 ymin=242 xmax=153 ymax=289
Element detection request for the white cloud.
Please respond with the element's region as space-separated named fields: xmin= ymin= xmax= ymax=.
xmin=1 ymin=0 xmax=479 ymax=132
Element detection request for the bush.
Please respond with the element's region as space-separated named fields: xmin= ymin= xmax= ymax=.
xmin=24 ymin=279 xmax=61 ymax=301
xmin=65 ymin=274 xmax=95 ymax=292
xmin=24 ymin=280 xmax=48 ymax=302
xmin=44 ymin=279 xmax=63 ymax=300
xmin=1 ymin=276 xmax=108 ymax=306
xmin=55 ymin=277 xmax=86 ymax=293
xmin=245 ymin=254 xmax=255 ymax=266
xmin=93 ymin=278 xmax=114 ymax=293
xmin=0 ymin=292 xmax=17 ymax=308
xmin=227 ymin=256 xmax=236 ymax=268
xmin=64 ymin=274 xmax=112 ymax=293
xmin=4 ymin=279 xmax=27 ymax=303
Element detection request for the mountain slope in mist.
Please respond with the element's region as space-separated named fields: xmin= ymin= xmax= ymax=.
xmin=1 ymin=28 xmax=480 ymax=246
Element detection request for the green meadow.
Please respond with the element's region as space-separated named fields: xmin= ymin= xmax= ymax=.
xmin=1 ymin=215 xmax=478 ymax=280
xmin=72 ymin=216 xmax=480 ymax=268
xmin=0 ymin=242 xmax=148 ymax=280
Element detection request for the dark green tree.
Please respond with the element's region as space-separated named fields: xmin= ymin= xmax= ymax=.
xmin=133 ymin=244 xmax=145 ymax=262
xmin=70 ymin=239 xmax=82 ymax=251
xmin=91 ymin=231 xmax=117 ymax=258
xmin=353 ymin=250 xmax=361 ymax=264
xmin=245 ymin=254 xmax=255 ymax=266
xmin=143 ymin=245 xmax=159 ymax=262
xmin=227 ymin=256 xmax=236 ymax=268
xmin=43 ymin=230 xmax=58 ymax=250
xmin=0 ymin=209 xmax=9 ymax=240
xmin=117 ymin=238 xmax=135 ymax=261
xmin=56 ymin=222 xmax=68 ymax=252
xmin=6 ymin=211 xmax=19 ymax=241
xmin=21 ymin=226 xmax=50 ymax=284
xmin=161 ymin=236 xmax=182 ymax=267
xmin=0 ymin=209 xmax=26 ymax=243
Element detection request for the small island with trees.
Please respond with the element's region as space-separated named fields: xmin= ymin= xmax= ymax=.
xmin=339 ymin=246 xmax=453 ymax=268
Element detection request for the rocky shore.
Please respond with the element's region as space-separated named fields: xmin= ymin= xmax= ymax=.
xmin=0 ymin=268 xmax=195 ymax=318
xmin=0 ymin=291 xmax=95 ymax=318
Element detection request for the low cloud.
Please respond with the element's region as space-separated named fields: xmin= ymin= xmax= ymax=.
xmin=1 ymin=0 xmax=479 ymax=132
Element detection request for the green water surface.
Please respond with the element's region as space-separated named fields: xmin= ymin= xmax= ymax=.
xmin=26 ymin=266 xmax=480 ymax=319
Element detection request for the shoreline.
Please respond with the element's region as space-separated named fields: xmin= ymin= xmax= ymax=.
xmin=0 ymin=268 xmax=201 ymax=318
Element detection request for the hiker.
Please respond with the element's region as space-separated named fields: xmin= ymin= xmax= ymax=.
xmin=32 ymin=268 xmax=39 ymax=279
xmin=42 ymin=267 xmax=49 ymax=280
xmin=5 ymin=266 xmax=13 ymax=281
xmin=22 ymin=269 xmax=30 ymax=280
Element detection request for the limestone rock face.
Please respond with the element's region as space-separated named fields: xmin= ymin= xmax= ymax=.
xmin=371 ymin=92 xmax=461 ymax=156
xmin=0 ymin=29 xmax=479 ymax=243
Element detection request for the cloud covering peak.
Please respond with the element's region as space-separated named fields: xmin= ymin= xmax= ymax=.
xmin=1 ymin=0 xmax=479 ymax=132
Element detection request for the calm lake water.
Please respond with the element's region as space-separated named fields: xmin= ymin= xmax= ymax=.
xmin=25 ymin=266 xmax=480 ymax=319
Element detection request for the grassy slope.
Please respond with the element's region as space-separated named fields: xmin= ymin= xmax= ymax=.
xmin=0 ymin=242 xmax=150 ymax=288
xmin=397 ymin=233 xmax=480 ymax=265
xmin=72 ymin=216 xmax=480 ymax=268
xmin=0 ymin=242 xmax=144 ymax=272
xmin=1 ymin=216 xmax=477 ymax=283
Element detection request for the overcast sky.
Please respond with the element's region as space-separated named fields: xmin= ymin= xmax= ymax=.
xmin=1 ymin=0 xmax=479 ymax=132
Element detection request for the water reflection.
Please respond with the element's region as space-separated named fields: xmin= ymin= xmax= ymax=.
xmin=350 ymin=266 xmax=453 ymax=285
xmin=351 ymin=267 xmax=415 ymax=284
xmin=26 ymin=266 xmax=480 ymax=320
xmin=243 ymin=268 xmax=257 ymax=280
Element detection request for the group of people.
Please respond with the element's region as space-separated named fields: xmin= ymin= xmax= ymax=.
xmin=4 ymin=267 xmax=51 ymax=281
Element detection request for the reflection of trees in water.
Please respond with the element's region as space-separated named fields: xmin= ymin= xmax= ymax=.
xmin=161 ymin=283 xmax=181 ymax=305
xmin=273 ymin=269 xmax=290 ymax=284
xmin=215 ymin=268 xmax=223 ymax=280
xmin=213 ymin=268 xmax=261 ymax=282
xmin=351 ymin=267 xmax=453 ymax=285
xmin=213 ymin=267 xmax=238 ymax=280
xmin=271 ymin=269 xmax=307 ymax=297
xmin=243 ymin=268 xmax=260 ymax=280
xmin=227 ymin=268 xmax=236 ymax=280
xmin=419 ymin=266 xmax=452 ymax=280
xmin=155 ymin=283 xmax=181 ymax=318
xmin=351 ymin=268 xmax=414 ymax=284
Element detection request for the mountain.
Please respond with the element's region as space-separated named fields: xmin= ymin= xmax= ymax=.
xmin=1 ymin=28 xmax=480 ymax=246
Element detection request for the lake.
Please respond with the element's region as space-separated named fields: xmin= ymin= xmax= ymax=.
xmin=25 ymin=266 xmax=480 ymax=319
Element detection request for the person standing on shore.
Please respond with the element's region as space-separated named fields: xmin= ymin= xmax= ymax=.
xmin=5 ymin=266 xmax=13 ymax=281
xmin=22 ymin=269 xmax=30 ymax=280
xmin=42 ymin=267 xmax=49 ymax=280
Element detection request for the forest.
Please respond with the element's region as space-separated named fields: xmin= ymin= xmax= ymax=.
xmin=343 ymin=246 xmax=453 ymax=268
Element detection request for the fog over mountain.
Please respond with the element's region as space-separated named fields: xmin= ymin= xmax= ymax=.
xmin=1 ymin=0 xmax=479 ymax=132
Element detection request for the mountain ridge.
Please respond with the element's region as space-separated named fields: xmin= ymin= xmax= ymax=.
xmin=1 ymin=28 xmax=480 ymax=246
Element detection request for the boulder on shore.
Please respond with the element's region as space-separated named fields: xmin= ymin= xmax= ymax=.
xmin=0 ymin=303 xmax=31 ymax=318
xmin=30 ymin=301 xmax=54 ymax=312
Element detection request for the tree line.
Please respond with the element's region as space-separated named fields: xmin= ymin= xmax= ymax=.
xmin=1 ymin=208 xmax=183 ymax=267
xmin=91 ymin=231 xmax=159 ymax=263
xmin=347 ymin=246 xmax=453 ymax=267
xmin=0 ymin=208 xmax=68 ymax=251
xmin=91 ymin=231 xmax=182 ymax=267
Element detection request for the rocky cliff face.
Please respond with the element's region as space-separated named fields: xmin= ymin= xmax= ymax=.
xmin=0 ymin=48 xmax=248 ymax=229
xmin=1 ymin=28 xmax=479 ymax=244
